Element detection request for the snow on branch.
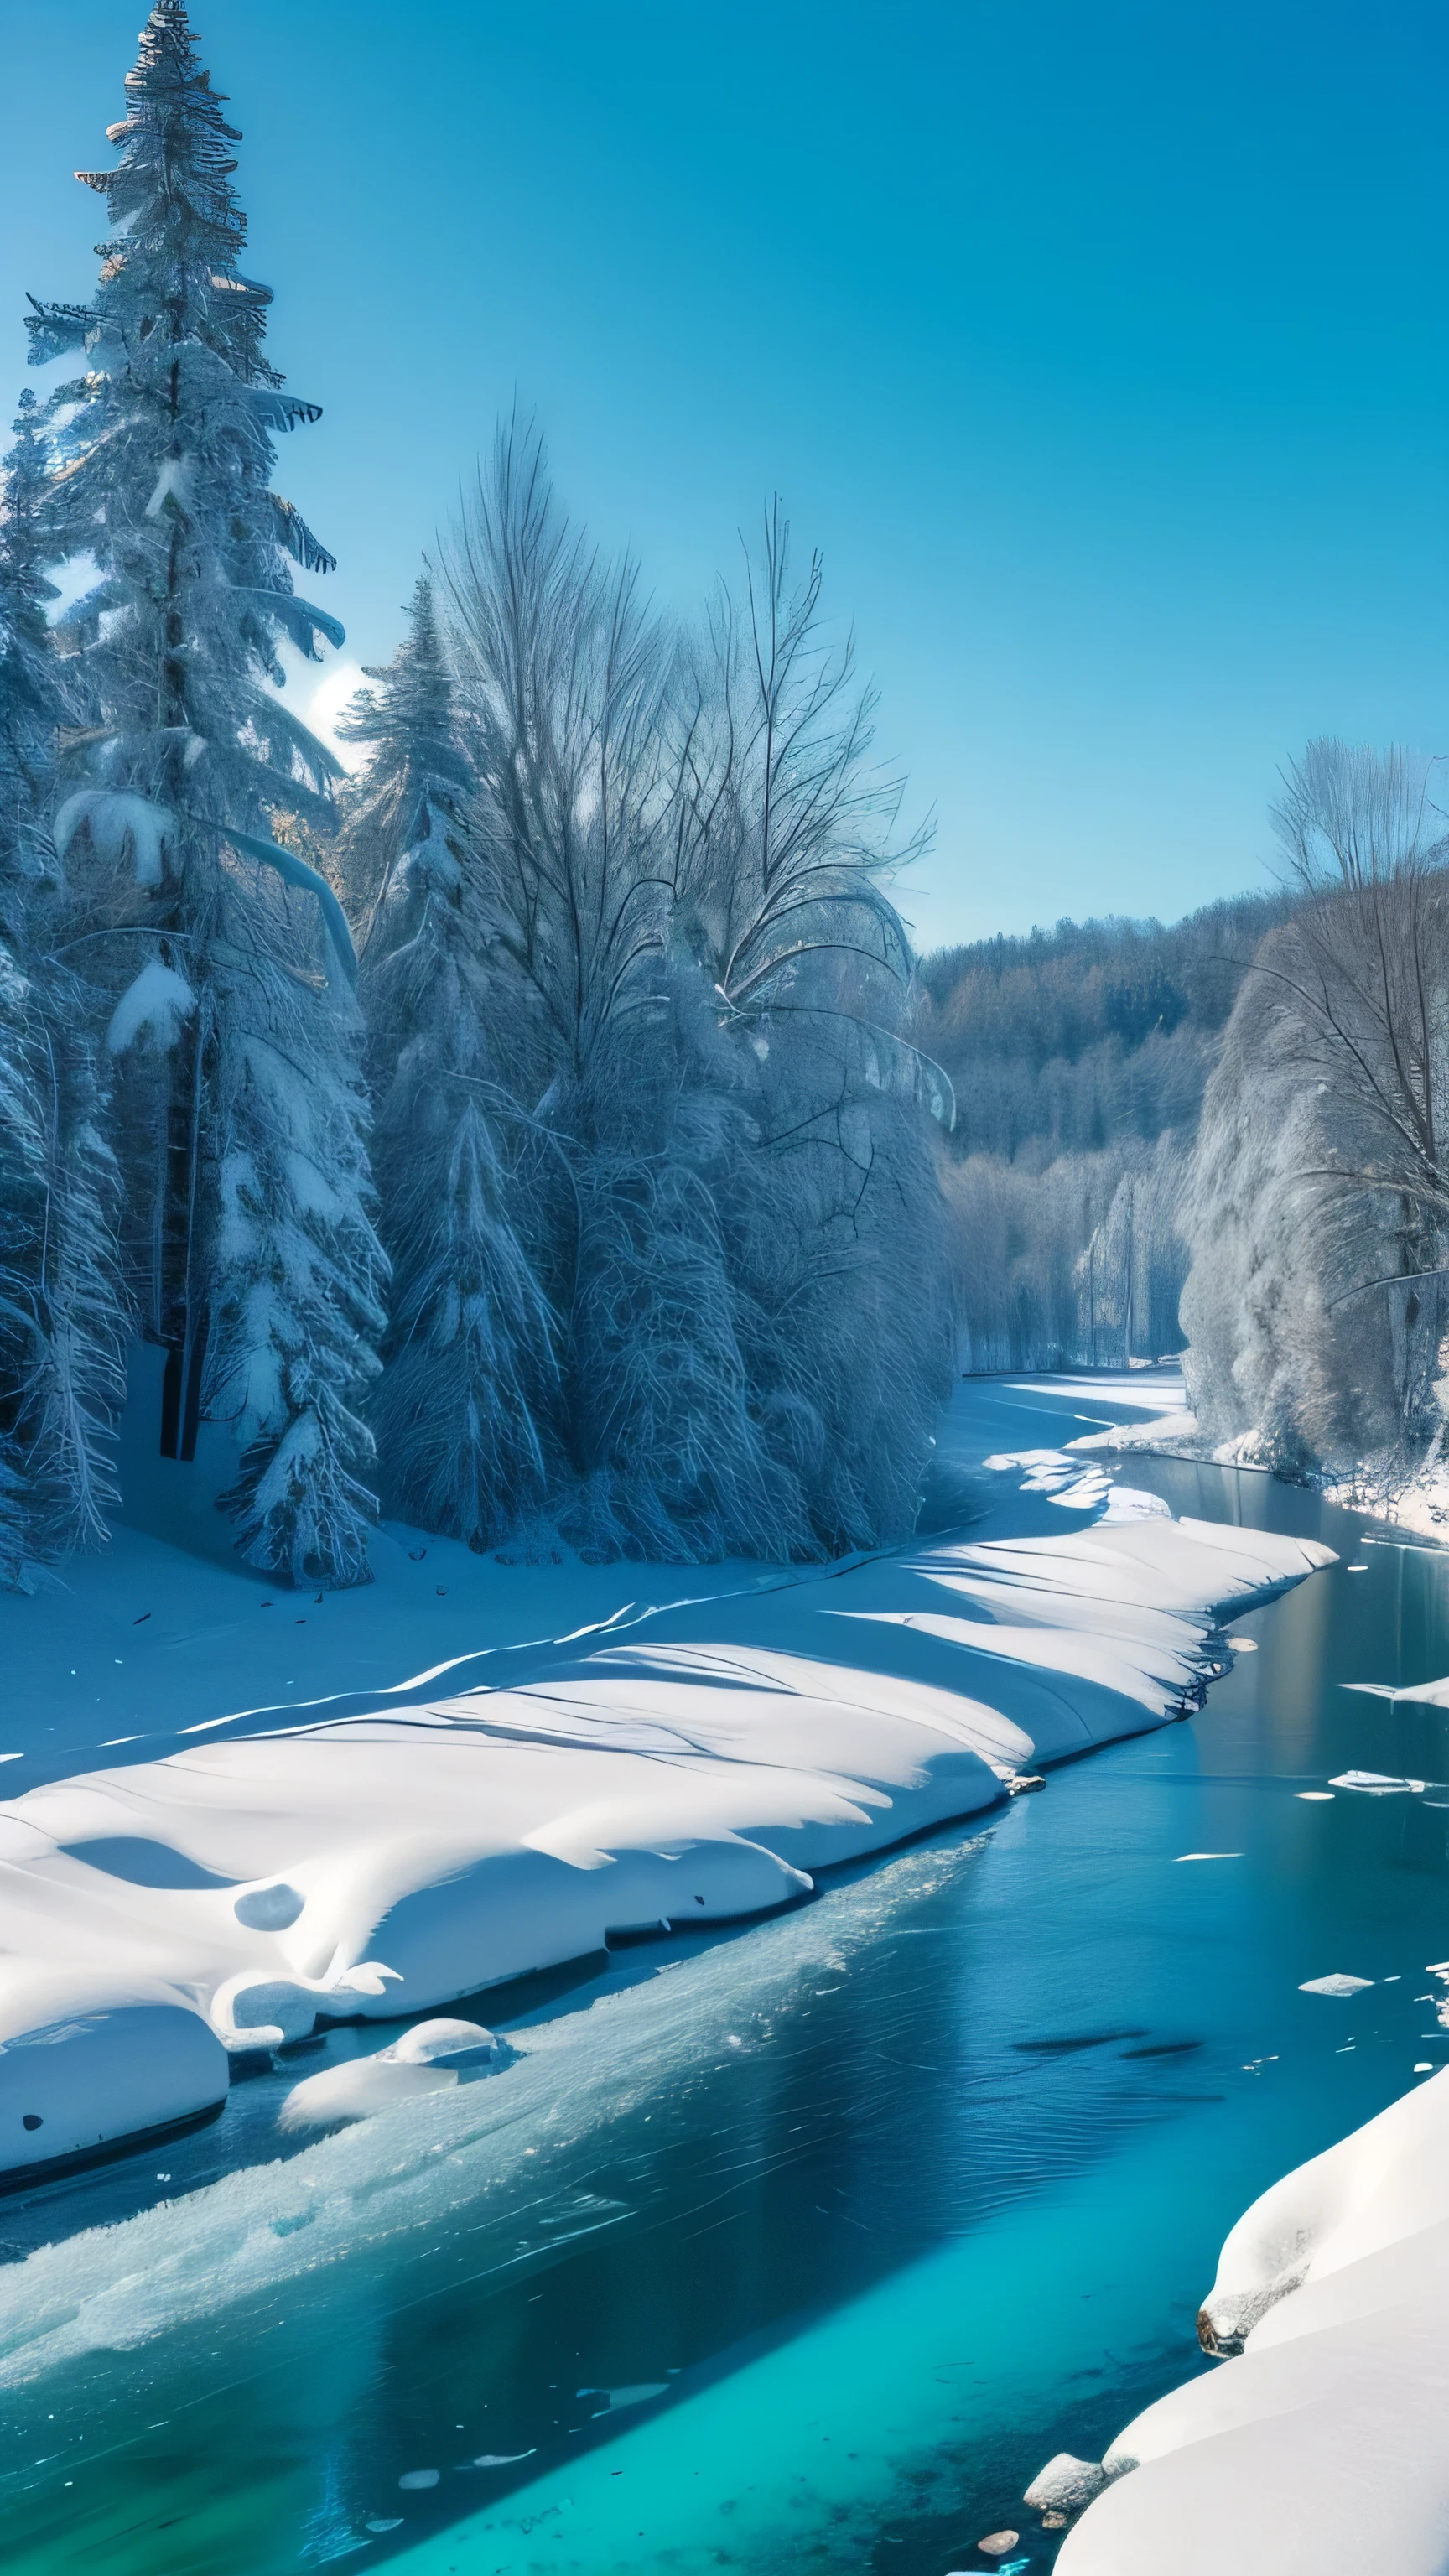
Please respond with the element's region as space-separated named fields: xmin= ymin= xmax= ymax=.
xmin=270 ymin=497 xmax=337 ymax=578
xmin=55 ymin=790 xmax=176 ymax=888
xmin=106 ymin=959 xmax=198 ymax=1056
xmin=246 ymin=389 xmax=324 ymax=434
xmin=221 ymin=825 xmax=358 ymax=988
xmin=236 ymin=589 xmax=346 ymax=658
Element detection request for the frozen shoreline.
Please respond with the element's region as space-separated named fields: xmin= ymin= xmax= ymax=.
xmin=1054 ymin=2062 xmax=1449 ymax=2573
xmin=0 ymin=1376 xmax=1332 ymax=2186
xmin=1068 ymin=1390 xmax=1449 ymax=1547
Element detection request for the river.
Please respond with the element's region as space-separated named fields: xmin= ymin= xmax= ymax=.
xmin=3 ymin=1374 xmax=1445 ymax=2576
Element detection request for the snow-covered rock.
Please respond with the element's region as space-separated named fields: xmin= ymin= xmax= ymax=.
xmin=1057 ymin=2070 xmax=1449 ymax=2573
xmin=278 ymin=2019 xmax=505 ymax=2132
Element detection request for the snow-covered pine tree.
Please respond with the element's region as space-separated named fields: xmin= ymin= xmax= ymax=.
xmin=0 ymin=391 xmax=127 ymax=1590
xmin=338 ymin=578 xmax=558 ymax=1549
xmin=27 ymin=0 xmax=385 ymax=1585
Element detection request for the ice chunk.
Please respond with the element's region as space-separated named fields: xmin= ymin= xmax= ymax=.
xmin=1299 ymin=1974 xmax=1373 ymax=1996
xmin=390 ymin=2018 xmax=501 ymax=2067
xmin=280 ymin=2018 xmax=506 ymax=2131
xmin=1330 ymin=1770 xmax=1423 ymax=1794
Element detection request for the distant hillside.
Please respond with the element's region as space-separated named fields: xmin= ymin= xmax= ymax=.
xmin=919 ymin=889 xmax=1293 ymax=1167
xmin=918 ymin=890 xmax=1293 ymax=1371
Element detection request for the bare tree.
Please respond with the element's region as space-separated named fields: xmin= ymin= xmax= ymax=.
xmin=1266 ymin=743 xmax=1449 ymax=1353
xmin=427 ymin=431 xmax=953 ymax=1561
xmin=1181 ymin=740 xmax=1449 ymax=1473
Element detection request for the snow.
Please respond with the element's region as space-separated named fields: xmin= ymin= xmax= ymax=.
xmin=279 ymin=2019 xmax=506 ymax=2134
xmin=1056 ymin=2069 xmax=1449 ymax=2575
xmin=1329 ymin=1769 xmax=1425 ymax=1794
xmin=0 ymin=1968 xmax=226 ymax=2176
xmin=0 ymin=1471 xmax=1332 ymax=2182
xmin=53 ymin=787 xmax=175 ymax=888
xmin=104 ymin=958 xmax=197 ymax=1057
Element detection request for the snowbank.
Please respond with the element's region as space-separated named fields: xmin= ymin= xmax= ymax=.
xmin=0 ymin=1968 xmax=226 ymax=2182
xmin=1054 ymin=2070 xmax=1449 ymax=2573
xmin=0 ymin=1510 xmax=1331 ymax=2179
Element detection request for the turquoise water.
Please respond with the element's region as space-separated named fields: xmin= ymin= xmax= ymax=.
xmin=6 ymin=1380 xmax=1449 ymax=2576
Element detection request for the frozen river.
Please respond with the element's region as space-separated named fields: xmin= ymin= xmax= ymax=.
xmin=3 ymin=1374 xmax=1444 ymax=2576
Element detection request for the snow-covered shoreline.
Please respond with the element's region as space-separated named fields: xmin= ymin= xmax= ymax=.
xmin=1052 ymin=2064 xmax=1449 ymax=2573
xmin=1068 ymin=1387 xmax=1449 ymax=1547
xmin=0 ymin=1437 xmax=1332 ymax=2184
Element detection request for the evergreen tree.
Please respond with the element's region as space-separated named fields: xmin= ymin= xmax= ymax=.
xmin=27 ymin=0 xmax=384 ymax=1585
xmin=0 ymin=392 xmax=127 ymax=1589
xmin=339 ymin=579 xmax=558 ymax=1549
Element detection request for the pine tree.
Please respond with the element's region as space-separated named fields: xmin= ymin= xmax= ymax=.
xmin=27 ymin=0 xmax=385 ymax=1585
xmin=0 ymin=392 xmax=127 ymax=1590
xmin=339 ymin=579 xmax=558 ymax=1549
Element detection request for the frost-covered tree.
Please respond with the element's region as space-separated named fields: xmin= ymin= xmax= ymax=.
xmin=666 ymin=504 xmax=956 ymax=1550
xmin=439 ymin=430 xmax=953 ymax=1561
xmin=338 ymin=579 xmax=558 ymax=1549
xmin=27 ymin=0 xmax=384 ymax=1584
xmin=0 ymin=392 xmax=127 ymax=1589
xmin=1181 ymin=741 xmax=1449 ymax=1478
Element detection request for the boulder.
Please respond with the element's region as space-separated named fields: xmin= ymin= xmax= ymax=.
xmin=1023 ymin=2453 xmax=1107 ymax=2515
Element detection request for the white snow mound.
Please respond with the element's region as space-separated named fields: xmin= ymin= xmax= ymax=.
xmin=0 ymin=1513 xmax=1332 ymax=2179
xmin=1057 ymin=2070 xmax=1449 ymax=2573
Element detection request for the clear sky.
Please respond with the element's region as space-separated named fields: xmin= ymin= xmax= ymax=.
xmin=1 ymin=0 xmax=1443 ymax=952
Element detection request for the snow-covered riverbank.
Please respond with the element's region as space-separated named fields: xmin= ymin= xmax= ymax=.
xmin=1054 ymin=2061 xmax=1449 ymax=2573
xmin=1068 ymin=1374 xmax=1449 ymax=1546
xmin=0 ymin=1379 xmax=1332 ymax=2184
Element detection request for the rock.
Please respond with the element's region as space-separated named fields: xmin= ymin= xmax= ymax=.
xmin=1023 ymin=2452 xmax=1108 ymax=2515
xmin=978 ymin=2536 xmax=1020 ymax=2558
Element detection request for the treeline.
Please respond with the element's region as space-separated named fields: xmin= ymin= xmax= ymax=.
xmin=0 ymin=3 xmax=952 ymax=1592
xmin=1182 ymin=742 xmax=1449 ymax=1487
xmin=918 ymin=895 xmax=1290 ymax=1371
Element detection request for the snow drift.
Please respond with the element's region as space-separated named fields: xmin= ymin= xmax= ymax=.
xmin=1056 ymin=2069 xmax=1449 ymax=2574
xmin=0 ymin=1511 xmax=1331 ymax=2182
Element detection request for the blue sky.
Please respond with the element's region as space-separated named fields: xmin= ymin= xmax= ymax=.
xmin=1 ymin=0 xmax=1442 ymax=950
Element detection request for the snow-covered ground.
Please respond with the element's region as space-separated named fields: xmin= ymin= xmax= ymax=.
xmin=0 ymin=1374 xmax=1332 ymax=2183
xmin=1067 ymin=1373 xmax=1449 ymax=1545
xmin=1054 ymin=2060 xmax=1449 ymax=2573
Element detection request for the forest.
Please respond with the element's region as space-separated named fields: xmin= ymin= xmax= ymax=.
xmin=4 ymin=3 xmax=1447 ymax=1596
xmin=918 ymin=892 xmax=1291 ymax=1373
xmin=0 ymin=3 xmax=953 ymax=1592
